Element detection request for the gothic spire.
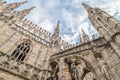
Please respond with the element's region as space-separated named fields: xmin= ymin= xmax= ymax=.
xmin=50 ymin=21 xmax=60 ymax=42
xmin=81 ymin=29 xmax=90 ymax=43
xmin=79 ymin=34 xmax=82 ymax=44
xmin=16 ymin=6 xmax=35 ymax=20
xmin=2 ymin=1 xmax=28 ymax=12
xmin=51 ymin=21 xmax=60 ymax=39
xmin=50 ymin=21 xmax=61 ymax=49
xmin=54 ymin=20 xmax=60 ymax=37
xmin=82 ymin=3 xmax=92 ymax=13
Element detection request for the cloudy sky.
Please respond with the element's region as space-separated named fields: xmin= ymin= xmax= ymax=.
xmin=4 ymin=0 xmax=120 ymax=44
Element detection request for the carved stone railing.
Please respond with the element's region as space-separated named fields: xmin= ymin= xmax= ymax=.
xmin=0 ymin=51 xmax=52 ymax=80
xmin=11 ymin=24 xmax=76 ymax=52
xmin=51 ymin=37 xmax=107 ymax=59
xmin=13 ymin=24 xmax=50 ymax=46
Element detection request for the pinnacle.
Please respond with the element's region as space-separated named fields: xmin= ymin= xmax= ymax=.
xmin=57 ymin=20 xmax=60 ymax=27
xmin=82 ymin=3 xmax=92 ymax=10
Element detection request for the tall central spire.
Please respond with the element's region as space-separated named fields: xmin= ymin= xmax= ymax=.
xmin=82 ymin=3 xmax=93 ymax=14
xmin=50 ymin=21 xmax=60 ymax=41
xmin=54 ymin=20 xmax=60 ymax=37
xmin=82 ymin=3 xmax=92 ymax=10
xmin=81 ymin=29 xmax=90 ymax=43
xmin=50 ymin=21 xmax=61 ymax=49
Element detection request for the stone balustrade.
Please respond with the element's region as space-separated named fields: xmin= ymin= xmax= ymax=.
xmin=51 ymin=37 xmax=107 ymax=59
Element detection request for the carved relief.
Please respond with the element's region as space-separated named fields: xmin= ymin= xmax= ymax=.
xmin=70 ymin=63 xmax=80 ymax=80
xmin=97 ymin=58 xmax=113 ymax=80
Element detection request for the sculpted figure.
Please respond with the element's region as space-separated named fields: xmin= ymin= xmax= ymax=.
xmin=71 ymin=63 xmax=79 ymax=80
xmin=97 ymin=58 xmax=113 ymax=80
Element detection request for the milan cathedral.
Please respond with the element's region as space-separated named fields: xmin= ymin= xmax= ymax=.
xmin=0 ymin=0 xmax=120 ymax=80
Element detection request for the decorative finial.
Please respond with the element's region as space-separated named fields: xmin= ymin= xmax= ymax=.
xmin=81 ymin=29 xmax=90 ymax=43
xmin=82 ymin=3 xmax=92 ymax=11
xmin=57 ymin=20 xmax=60 ymax=25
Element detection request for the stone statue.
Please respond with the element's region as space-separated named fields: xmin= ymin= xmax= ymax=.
xmin=71 ymin=63 xmax=79 ymax=80
xmin=97 ymin=58 xmax=113 ymax=80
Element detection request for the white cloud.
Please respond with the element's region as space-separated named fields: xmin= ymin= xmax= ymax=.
xmin=61 ymin=8 xmax=88 ymax=43
xmin=43 ymin=0 xmax=60 ymax=9
xmin=93 ymin=0 xmax=120 ymax=17
xmin=61 ymin=34 xmax=79 ymax=44
xmin=72 ymin=0 xmax=80 ymax=4
xmin=39 ymin=19 xmax=54 ymax=33
xmin=25 ymin=0 xmax=55 ymax=33
xmin=81 ymin=0 xmax=97 ymax=5
xmin=79 ymin=22 xmax=89 ymax=34
xmin=21 ymin=0 xmax=120 ymax=44
xmin=61 ymin=9 xmax=74 ymax=27
xmin=61 ymin=9 xmax=87 ymax=31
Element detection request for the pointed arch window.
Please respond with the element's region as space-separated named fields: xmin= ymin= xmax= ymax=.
xmin=11 ymin=40 xmax=31 ymax=61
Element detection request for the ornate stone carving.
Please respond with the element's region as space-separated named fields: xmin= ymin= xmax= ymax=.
xmin=97 ymin=58 xmax=113 ymax=80
xmin=70 ymin=63 xmax=80 ymax=80
xmin=0 ymin=1 xmax=120 ymax=80
xmin=31 ymin=74 xmax=39 ymax=80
